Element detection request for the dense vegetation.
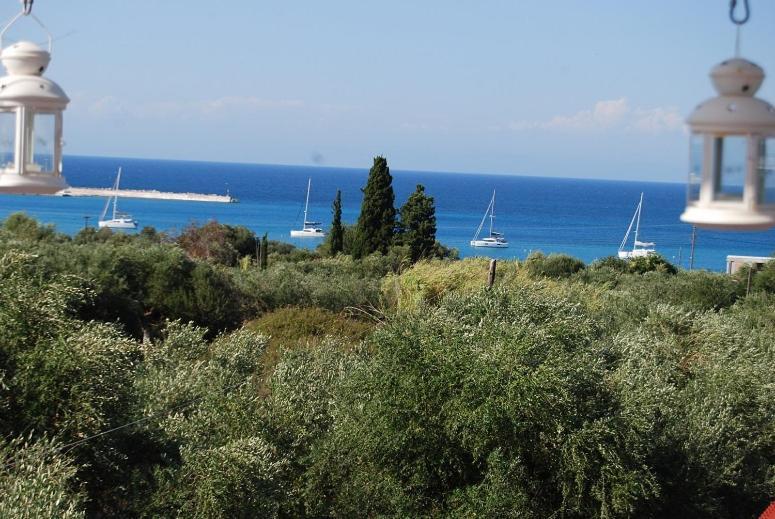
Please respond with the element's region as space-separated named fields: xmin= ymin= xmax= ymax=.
xmin=352 ymin=156 xmax=397 ymax=258
xmin=1 ymin=212 xmax=773 ymax=518
xmin=341 ymin=156 xmax=452 ymax=263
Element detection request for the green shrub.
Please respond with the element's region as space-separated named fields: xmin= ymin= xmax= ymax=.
xmin=1 ymin=215 xmax=773 ymax=517
xmin=233 ymin=256 xmax=386 ymax=314
xmin=247 ymin=307 xmax=374 ymax=373
xmin=136 ymin=323 xmax=280 ymax=516
xmin=176 ymin=221 xmax=260 ymax=266
xmin=627 ymin=253 xmax=677 ymax=274
xmin=383 ymin=258 xmax=523 ymax=310
xmin=0 ymin=251 xmax=150 ymax=515
xmin=598 ymin=271 xmax=743 ymax=331
xmin=304 ymin=287 xmax=656 ymax=516
xmin=525 ymin=251 xmax=585 ymax=278
xmin=0 ymin=239 xmax=246 ymax=339
xmin=1 ymin=212 xmax=59 ymax=242
xmin=736 ymin=259 xmax=775 ymax=294
xmin=611 ymin=303 xmax=775 ymax=517
xmin=591 ymin=255 xmax=629 ymax=272
xmin=247 ymin=307 xmax=373 ymax=345
xmin=0 ymin=437 xmax=86 ymax=519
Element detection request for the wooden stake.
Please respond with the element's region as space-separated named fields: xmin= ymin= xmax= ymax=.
xmin=746 ymin=266 xmax=753 ymax=296
xmin=487 ymin=259 xmax=497 ymax=289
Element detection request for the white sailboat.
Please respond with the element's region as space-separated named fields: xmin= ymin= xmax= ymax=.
xmin=618 ymin=192 xmax=655 ymax=259
xmin=98 ymin=167 xmax=138 ymax=229
xmin=290 ymin=178 xmax=325 ymax=238
xmin=470 ymin=190 xmax=508 ymax=248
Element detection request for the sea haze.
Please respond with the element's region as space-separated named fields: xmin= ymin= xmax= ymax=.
xmin=0 ymin=155 xmax=773 ymax=271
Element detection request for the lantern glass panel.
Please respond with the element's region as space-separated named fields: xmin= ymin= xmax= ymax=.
xmin=25 ymin=112 xmax=56 ymax=173
xmin=688 ymin=134 xmax=703 ymax=201
xmin=758 ymin=137 xmax=775 ymax=205
xmin=0 ymin=110 xmax=16 ymax=170
xmin=713 ymin=136 xmax=747 ymax=200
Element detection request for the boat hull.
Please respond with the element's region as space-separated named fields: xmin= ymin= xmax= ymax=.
xmin=470 ymin=240 xmax=508 ymax=248
xmin=99 ymin=219 xmax=138 ymax=229
xmin=618 ymin=249 xmax=655 ymax=259
xmin=290 ymin=230 xmax=326 ymax=238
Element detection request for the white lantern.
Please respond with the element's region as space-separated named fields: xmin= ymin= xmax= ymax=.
xmin=0 ymin=9 xmax=69 ymax=194
xmin=680 ymin=58 xmax=775 ymax=230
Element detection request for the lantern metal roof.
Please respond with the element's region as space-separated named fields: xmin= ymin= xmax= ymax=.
xmin=0 ymin=41 xmax=68 ymax=109
xmin=688 ymin=58 xmax=775 ymax=135
xmin=680 ymin=57 xmax=775 ymax=231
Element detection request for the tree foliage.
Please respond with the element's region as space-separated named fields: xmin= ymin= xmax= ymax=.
xmin=260 ymin=232 xmax=269 ymax=270
xmin=1 ymin=215 xmax=773 ymax=518
xmin=0 ymin=437 xmax=85 ymax=518
xmin=177 ymin=221 xmax=256 ymax=266
xmin=2 ymin=212 xmax=58 ymax=242
xmin=525 ymin=250 xmax=585 ymax=278
xmin=397 ymin=184 xmax=437 ymax=262
xmin=737 ymin=258 xmax=775 ymax=294
xmin=304 ymin=288 xmax=657 ymax=516
xmin=353 ymin=156 xmax=395 ymax=258
xmin=329 ymin=189 xmax=344 ymax=256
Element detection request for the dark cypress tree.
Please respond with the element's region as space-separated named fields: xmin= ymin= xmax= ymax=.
xmin=353 ymin=156 xmax=395 ymax=258
xmin=330 ymin=190 xmax=344 ymax=256
xmin=398 ymin=184 xmax=437 ymax=263
xmin=260 ymin=232 xmax=268 ymax=270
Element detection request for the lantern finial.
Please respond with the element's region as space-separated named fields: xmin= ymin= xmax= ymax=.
xmin=710 ymin=58 xmax=763 ymax=97
xmin=1 ymin=41 xmax=50 ymax=76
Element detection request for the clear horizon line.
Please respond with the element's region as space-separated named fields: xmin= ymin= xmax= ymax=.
xmin=62 ymin=152 xmax=685 ymax=186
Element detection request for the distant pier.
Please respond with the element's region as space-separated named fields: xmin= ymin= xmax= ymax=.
xmin=56 ymin=187 xmax=237 ymax=203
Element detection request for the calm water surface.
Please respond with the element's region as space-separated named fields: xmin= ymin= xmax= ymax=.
xmin=1 ymin=155 xmax=773 ymax=271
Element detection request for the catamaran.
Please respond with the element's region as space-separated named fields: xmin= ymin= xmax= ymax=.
xmin=470 ymin=190 xmax=508 ymax=248
xmin=98 ymin=168 xmax=138 ymax=229
xmin=618 ymin=192 xmax=655 ymax=259
xmin=290 ymin=178 xmax=325 ymax=238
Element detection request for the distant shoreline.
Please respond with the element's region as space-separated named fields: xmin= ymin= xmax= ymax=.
xmin=56 ymin=186 xmax=236 ymax=204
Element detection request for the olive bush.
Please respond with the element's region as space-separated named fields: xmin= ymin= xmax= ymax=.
xmin=611 ymin=303 xmax=775 ymax=517
xmin=524 ymin=250 xmax=585 ymax=278
xmin=0 ymin=251 xmax=147 ymax=515
xmin=304 ymin=287 xmax=657 ymax=517
xmin=135 ymin=323 xmax=290 ymax=517
xmin=233 ymin=256 xmax=386 ymax=313
xmin=0 ymin=437 xmax=85 ymax=519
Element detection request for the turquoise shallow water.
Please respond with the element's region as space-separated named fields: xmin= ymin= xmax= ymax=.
xmin=1 ymin=155 xmax=774 ymax=271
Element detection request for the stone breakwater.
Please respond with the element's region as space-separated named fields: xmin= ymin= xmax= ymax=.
xmin=56 ymin=187 xmax=237 ymax=203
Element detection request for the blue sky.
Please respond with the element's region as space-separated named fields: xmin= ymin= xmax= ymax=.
xmin=3 ymin=0 xmax=775 ymax=181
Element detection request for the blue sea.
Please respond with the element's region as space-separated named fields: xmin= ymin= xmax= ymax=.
xmin=1 ymin=155 xmax=774 ymax=271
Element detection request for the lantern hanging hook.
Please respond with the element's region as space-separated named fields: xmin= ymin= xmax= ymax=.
xmin=729 ymin=0 xmax=750 ymax=25
xmin=729 ymin=0 xmax=751 ymax=57
xmin=0 ymin=0 xmax=52 ymax=52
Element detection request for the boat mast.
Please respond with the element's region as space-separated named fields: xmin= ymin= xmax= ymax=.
xmin=633 ymin=192 xmax=643 ymax=246
xmin=100 ymin=194 xmax=111 ymax=221
xmin=489 ymin=190 xmax=496 ymax=236
xmin=473 ymin=193 xmax=492 ymax=241
xmin=619 ymin=195 xmax=640 ymax=252
xmin=303 ymin=178 xmax=311 ymax=226
xmin=112 ymin=167 xmax=122 ymax=220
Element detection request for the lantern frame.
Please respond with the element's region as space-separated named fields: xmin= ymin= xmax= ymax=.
xmin=0 ymin=42 xmax=69 ymax=194
xmin=0 ymin=7 xmax=69 ymax=194
xmin=680 ymin=58 xmax=775 ymax=230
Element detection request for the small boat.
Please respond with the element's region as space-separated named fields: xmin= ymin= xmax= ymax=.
xmin=618 ymin=192 xmax=655 ymax=259
xmin=470 ymin=189 xmax=509 ymax=248
xmin=98 ymin=167 xmax=138 ymax=230
xmin=290 ymin=178 xmax=325 ymax=238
